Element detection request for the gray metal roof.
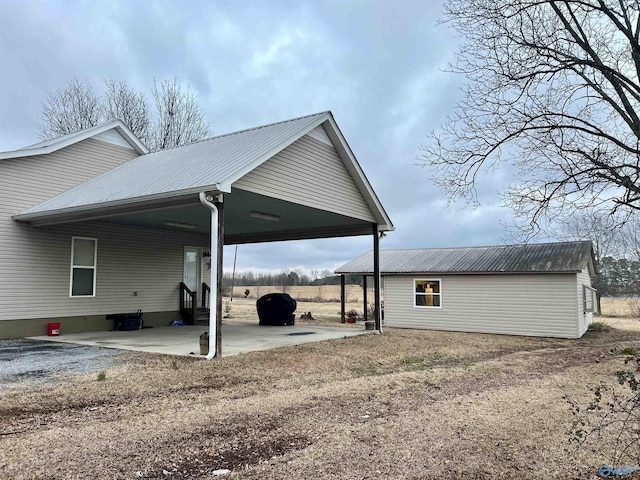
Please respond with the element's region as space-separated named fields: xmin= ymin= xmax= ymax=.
xmin=20 ymin=112 xmax=330 ymax=215
xmin=335 ymin=241 xmax=594 ymax=275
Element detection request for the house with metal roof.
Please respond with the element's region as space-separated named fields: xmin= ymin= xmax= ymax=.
xmin=0 ymin=111 xmax=393 ymax=355
xmin=336 ymin=241 xmax=596 ymax=339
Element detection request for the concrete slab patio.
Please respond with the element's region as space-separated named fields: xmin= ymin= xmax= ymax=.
xmin=27 ymin=322 xmax=371 ymax=357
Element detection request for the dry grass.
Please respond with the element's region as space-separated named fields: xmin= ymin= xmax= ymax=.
xmin=600 ymin=296 xmax=640 ymax=318
xmin=223 ymin=295 xmax=366 ymax=326
xmin=3 ymin=314 xmax=640 ymax=478
xmin=230 ymin=284 xmax=370 ymax=304
xmin=225 ymin=284 xmax=374 ymax=325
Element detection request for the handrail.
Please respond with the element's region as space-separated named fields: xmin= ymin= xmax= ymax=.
xmin=179 ymin=282 xmax=193 ymax=295
xmin=202 ymin=282 xmax=210 ymax=309
xmin=179 ymin=282 xmax=197 ymax=325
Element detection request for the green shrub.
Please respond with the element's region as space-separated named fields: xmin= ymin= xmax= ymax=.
xmin=588 ymin=320 xmax=611 ymax=332
xmin=97 ymin=371 xmax=107 ymax=381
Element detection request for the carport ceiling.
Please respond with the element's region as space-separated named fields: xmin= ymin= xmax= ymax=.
xmin=100 ymin=188 xmax=374 ymax=244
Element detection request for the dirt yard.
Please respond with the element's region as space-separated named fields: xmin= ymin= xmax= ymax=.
xmin=2 ymin=302 xmax=640 ymax=478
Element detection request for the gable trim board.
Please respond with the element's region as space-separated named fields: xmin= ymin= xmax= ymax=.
xmin=0 ymin=120 xmax=148 ymax=160
xmin=336 ymin=241 xmax=595 ymax=339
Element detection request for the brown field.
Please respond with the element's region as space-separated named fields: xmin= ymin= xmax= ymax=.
xmin=229 ymin=284 xmax=370 ymax=303
xmin=600 ymin=296 xmax=640 ymax=318
xmin=223 ymin=285 xmax=372 ymax=325
xmin=3 ymin=298 xmax=640 ymax=478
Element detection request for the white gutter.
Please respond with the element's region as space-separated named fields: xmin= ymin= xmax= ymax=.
xmin=378 ymin=231 xmax=384 ymax=335
xmin=199 ymin=192 xmax=220 ymax=360
xmin=13 ymin=182 xmax=231 ymax=223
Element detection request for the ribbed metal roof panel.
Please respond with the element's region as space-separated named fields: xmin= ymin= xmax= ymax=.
xmin=335 ymin=241 xmax=593 ymax=274
xmin=22 ymin=112 xmax=328 ymax=214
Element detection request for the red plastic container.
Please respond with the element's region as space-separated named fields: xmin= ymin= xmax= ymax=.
xmin=47 ymin=322 xmax=60 ymax=336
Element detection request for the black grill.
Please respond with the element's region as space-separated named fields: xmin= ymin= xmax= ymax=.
xmin=256 ymin=293 xmax=297 ymax=326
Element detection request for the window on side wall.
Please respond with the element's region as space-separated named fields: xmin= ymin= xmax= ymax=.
xmin=70 ymin=237 xmax=97 ymax=297
xmin=583 ymin=285 xmax=597 ymax=313
xmin=414 ymin=279 xmax=441 ymax=308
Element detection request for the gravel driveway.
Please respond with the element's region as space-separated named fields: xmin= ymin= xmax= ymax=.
xmin=0 ymin=339 xmax=125 ymax=388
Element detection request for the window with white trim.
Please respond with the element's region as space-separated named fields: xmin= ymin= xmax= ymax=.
xmin=70 ymin=237 xmax=97 ymax=297
xmin=583 ymin=284 xmax=597 ymax=313
xmin=414 ymin=279 xmax=441 ymax=308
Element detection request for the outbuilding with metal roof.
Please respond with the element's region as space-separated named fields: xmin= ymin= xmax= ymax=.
xmin=336 ymin=241 xmax=597 ymax=339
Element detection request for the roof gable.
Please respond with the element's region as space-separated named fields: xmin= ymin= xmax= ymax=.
xmin=232 ymin=127 xmax=377 ymax=222
xmin=17 ymin=112 xmax=327 ymax=216
xmin=0 ymin=120 xmax=148 ymax=160
xmin=14 ymin=112 xmax=393 ymax=231
xmin=336 ymin=241 xmax=595 ymax=275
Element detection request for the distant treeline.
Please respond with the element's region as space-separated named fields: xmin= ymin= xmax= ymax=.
xmin=220 ymin=259 xmax=640 ymax=297
xmin=598 ymin=257 xmax=640 ymax=296
xmin=221 ymin=270 xmax=364 ymax=288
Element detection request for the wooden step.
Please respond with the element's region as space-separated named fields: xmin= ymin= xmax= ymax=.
xmin=195 ymin=308 xmax=210 ymax=326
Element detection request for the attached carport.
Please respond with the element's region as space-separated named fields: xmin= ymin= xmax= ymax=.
xmin=13 ymin=111 xmax=393 ymax=358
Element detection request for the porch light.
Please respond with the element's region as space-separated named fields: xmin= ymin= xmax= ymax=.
xmin=164 ymin=221 xmax=197 ymax=229
xmin=250 ymin=211 xmax=280 ymax=222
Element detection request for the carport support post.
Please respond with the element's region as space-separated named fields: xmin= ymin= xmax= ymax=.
xmin=214 ymin=197 xmax=224 ymax=358
xmin=363 ymin=275 xmax=368 ymax=322
xmin=340 ymin=275 xmax=346 ymax=323
xmin=373 ymin=224 xmax=381 ymax=332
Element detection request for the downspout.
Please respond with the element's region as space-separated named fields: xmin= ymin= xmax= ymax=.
xmin=199 ymin=192 xmax=218 ymax=360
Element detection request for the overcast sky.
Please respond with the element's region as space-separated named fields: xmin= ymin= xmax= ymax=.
xmin=0 ymin=0 xmax=520 ymax=275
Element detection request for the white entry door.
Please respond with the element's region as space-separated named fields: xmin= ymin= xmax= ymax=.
xmin=183 ymin=247 xmax=202 ymax=293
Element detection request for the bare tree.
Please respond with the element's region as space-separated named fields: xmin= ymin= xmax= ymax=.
xmin=103 ymin=78 xmax=151 ymax=146
xmin=558 ymin=211 xmax=620 ymax=261
xmin=311 ymin=268 xmax=323 ymax=300
xmin=310 ymin=269 xmax=320 ymax=282
xmin=558 ymin=210 xmax=621 ymax=311
xmin=152 ymin=78 xmax=210 ymax=151
xmin=38 ymin=77 xmax=102 ymax=139
xmin=38 ymin=77 xmax=209 ymax=151
xmin=619 ymin=216 xmax=640 ymax=261
xmin=279 ymin=269 xmax=291 ymax=294
xmin=423 ymin=0 xmax=640 ymax=237
xmin=560 ymin=210 xmax=640 ymax=261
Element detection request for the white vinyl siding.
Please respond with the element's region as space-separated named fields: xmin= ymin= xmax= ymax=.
xmin=0 ymin=221 xmax=209 ymax=321
xmin=233 ymin=134 xmax=376 ymax=222
xmin=0 ymin=137 xmax=211 ymax=322
xmin=1 ymin=137 xmax=139 ymax=216
xmin=577 ymin=269 xmax=593 ymax=337
xmin=384 ymin=273 xmax=580 ymax=339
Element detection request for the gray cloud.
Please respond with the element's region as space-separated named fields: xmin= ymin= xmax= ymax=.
xmin=0 ymin=0 xmax=517 ymax=274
